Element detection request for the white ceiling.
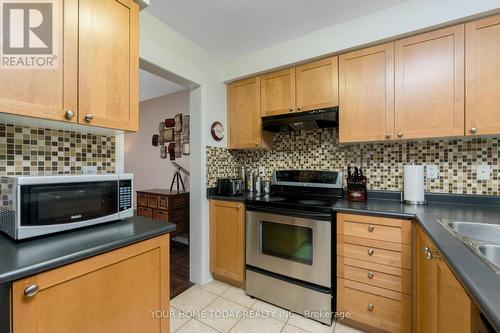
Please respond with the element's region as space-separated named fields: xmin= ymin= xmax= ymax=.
xmin=140 ymin=69 xmax=186 ymax=102
xmin=146 ymin=0 xmax=411 ymax=60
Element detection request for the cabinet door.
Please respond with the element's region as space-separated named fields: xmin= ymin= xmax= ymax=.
xmin=210 ymin=200 xmax=245 ymax=286
xmin=466 ymin=14 xmax=500 ymax=136
xmin=416 ymin=226 xmax=474 ymax=333
xmin=395 ymin=25 xmax=465 ymax=139
xmin=0 ymin=0 xmax=77 ymax=122
xmin=12 ymin=235 xmax=169 ymax=333
xmin=339 ymin=43 xmax=395 ymax=143
xmin=296 ymin=57 xmax=339 ymax=112
xmin=228 ymin=77 xmax=268 ymax=149
xmin=79 ymin=0 xmax=139 ymax=131
xmin=261 ymin=68 xmax=296 ymax=116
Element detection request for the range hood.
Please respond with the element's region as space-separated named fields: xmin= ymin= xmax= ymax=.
xmin=262 ymin=107 xmax=338 ymax=132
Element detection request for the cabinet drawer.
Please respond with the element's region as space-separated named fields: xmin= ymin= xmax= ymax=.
xmin=153 ymin=210 xmax=169 ymax=222
xmin=338 ymin=235 xmax=411 ymax=269
xmin=344 ymin=242 xmax=402 ymax=267
xmin=344 ymin=221 xmax=403 ymax=244
xmin=137 ymin=207 xmax=152 ymax=218
xmin=338 ymin=213 xmax=411 ymax=245
xmin=147 ymin=195 xmax=158 ymax=208
xmin=157 ymin=196 xmax=168 ymax=210
xmin=137 ymin=193 xmax=148 ymax=207
xmin=338 ymin=279 xmax=411 ymax=333
xmin=338 ymin=256 xmax=411 ymax=294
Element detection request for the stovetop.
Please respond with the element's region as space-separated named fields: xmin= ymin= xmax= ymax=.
xmin=244 ymin=170 xmax=344 ymax=216
xmin=247 ymin=193 xmax=341 ymax=215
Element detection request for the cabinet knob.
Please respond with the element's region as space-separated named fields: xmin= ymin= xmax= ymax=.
xmin=297 ymin=106 xmax=302 ymax=111
xmin=367 ymin=303 xmax=375 ymax=311
xmin=470 ymin=127 xmax=478 ymax=134
xmin=367 ymin=271 xmax=374 ymax=279
xmin=237 ymin=204 xmax=241 ymax=209
xmin=289 ymin=108 xmax=294 ymax=112
xmin=397 ymin=132 xmax=404 ymax=138
xmin=84 ymin=114 xmax=94 ymax=122
xmin=368 ymin=225 xmax=374 ymax=232
xmin=64 ymin=110 xmax=74 ymax=120
xmin=385 ymin=134 xmax=391 ymax=139
xmin=255 ymin=142 xmax=260 ymax=147
xmin=24 ymin=284 xmax=39 ymax=298
xmin=368 ymin=248 xmax=375 ymax=256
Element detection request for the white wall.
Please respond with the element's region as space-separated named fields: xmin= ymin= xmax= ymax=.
xmin=124 ymin=90 xmax=190 ymax=208
xmin=221 ymin=0 xmax=500 ymax=81
xmin=140 ymin=12 xmax=225 ymax=284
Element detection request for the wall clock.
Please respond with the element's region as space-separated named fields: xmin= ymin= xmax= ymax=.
xmin=211 ymin=122 xmax=225 ymax=141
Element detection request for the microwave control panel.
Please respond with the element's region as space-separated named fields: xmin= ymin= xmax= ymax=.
xmin=119 ymin=180 xmax=132 ymax=211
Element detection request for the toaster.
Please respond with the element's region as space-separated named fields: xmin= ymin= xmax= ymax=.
xmin=217 ymin=178 xmax=244 ymax=196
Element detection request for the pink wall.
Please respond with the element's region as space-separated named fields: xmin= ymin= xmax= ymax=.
xmin=124 ymin=89 xmax=190 ymax=208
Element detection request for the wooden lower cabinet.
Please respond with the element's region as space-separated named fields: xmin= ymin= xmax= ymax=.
xmin=416 ymin=225 xmax=477 ymax=333
xmin=336 ymin=213 xmax=412 ymax=333
xmin=12 ymin=234 xmax=170 ymax=333
xmin=209 ymin=200 xmax=245 ymax=287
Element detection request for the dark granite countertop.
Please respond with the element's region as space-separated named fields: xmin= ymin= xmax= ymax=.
xmin=0 ymin=216 xmax=175 ymax=284
xmin=208 ymin=189 xmax=500 ymax=330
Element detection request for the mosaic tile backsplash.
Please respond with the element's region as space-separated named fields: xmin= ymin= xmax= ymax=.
xmin=0 ymin=122 xmax=116 ymax=176
xmin=206 ymin=128 xmax=500 ymax=196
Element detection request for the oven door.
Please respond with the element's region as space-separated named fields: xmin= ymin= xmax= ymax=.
xmin=17 ymin=179 xmax=119 ymax=238
xmin=246 ymin=211 xmax=331 ymax=287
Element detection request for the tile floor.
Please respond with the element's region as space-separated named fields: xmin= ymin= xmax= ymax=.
xmin=170 ymin=280 xmax=365 ymax=333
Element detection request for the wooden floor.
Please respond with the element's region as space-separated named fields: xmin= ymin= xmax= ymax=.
xmin=170 ymin=240 xmax=193 ymax=299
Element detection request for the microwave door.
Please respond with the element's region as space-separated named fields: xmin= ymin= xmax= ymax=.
xmin=20 ymin=181 xmax=118 ymax=226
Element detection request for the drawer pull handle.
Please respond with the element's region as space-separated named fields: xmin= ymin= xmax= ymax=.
xmin=368 ymin=225 xmax=374 ymax=232
xmin=368 ymin=249 xmax=375 ymax=256
xmin=367 ymin=271 xmax=374 ymax=279
xmin=24 ymin=284 xmax=39 ymax=298
xmin=367 ymin=303 xmax=374 ymax=311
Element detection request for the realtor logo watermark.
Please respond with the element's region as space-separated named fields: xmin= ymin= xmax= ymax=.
xmin=0 ymin=0 xmax=58 ymax=69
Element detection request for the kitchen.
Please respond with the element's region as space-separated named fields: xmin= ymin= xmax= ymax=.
xmin=1 ymin=1 xmax=500 ymax=333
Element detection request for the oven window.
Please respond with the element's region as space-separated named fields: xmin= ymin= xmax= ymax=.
xmin=20 ymin=181 xmax=118 ymax=226
xmin=260 ymin=221 xmax=313 ymax=265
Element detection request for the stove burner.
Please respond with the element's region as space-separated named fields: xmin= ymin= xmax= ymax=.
xmin=296 ymin=199 xmax=329 ymax=206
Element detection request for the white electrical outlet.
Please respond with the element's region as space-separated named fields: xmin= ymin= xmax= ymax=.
xmin=426 ymin=165 xmax=438 ymax=179
xmin=477 ymin=165 xmax=491 ymax=180
xmin=82 ymin=166 xmax=98 ymax=174
xmin=258 ymin=165 xmax=265 ymax=176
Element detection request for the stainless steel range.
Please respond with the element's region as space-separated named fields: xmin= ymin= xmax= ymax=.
xmin=245 ymin=170 xmax=343 ymax=325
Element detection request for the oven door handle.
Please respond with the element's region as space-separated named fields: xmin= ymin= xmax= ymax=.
xmin=246 ymin=204 xmax=332 ymax=221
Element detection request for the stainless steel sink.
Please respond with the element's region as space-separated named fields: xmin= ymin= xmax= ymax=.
xmin=447 ymin=221 xmax=500 ymax=243
xmin=477 ymin=244 xmax=500 ymax=270
xmin=439 ymin=219 xmax=500 ymax=274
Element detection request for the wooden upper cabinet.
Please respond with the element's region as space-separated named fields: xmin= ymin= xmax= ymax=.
xmin=339 ymin=43 xmax=395 ymax=143
xmin=228 ymin=77 xmax=271 ymax=149
xmin=210 ymin=200 xmax=245 ymax=287
xmin=261 ymin=68 xmax=296 ymax=117
xmin=296 ymin=57 xmax=339 ymax=112
xmin=0 ymin=0 xmax=78 ymax=123
xmin=416 ymin=226 xmax=476 ymax=333
xmin=466 ymin=14 xmax=500 ymax=136
xmin=79 ymin=0 xmax=139 ymax=131
xmin=395 ymin=25 xmax=465 ymax=140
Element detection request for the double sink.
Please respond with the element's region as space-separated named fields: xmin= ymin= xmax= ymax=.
xmin=440 ymin=220 xmax=500 ymax=274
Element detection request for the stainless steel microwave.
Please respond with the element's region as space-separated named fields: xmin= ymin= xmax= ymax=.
xmin=0 ymin=174 xmax=133 ymax=240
